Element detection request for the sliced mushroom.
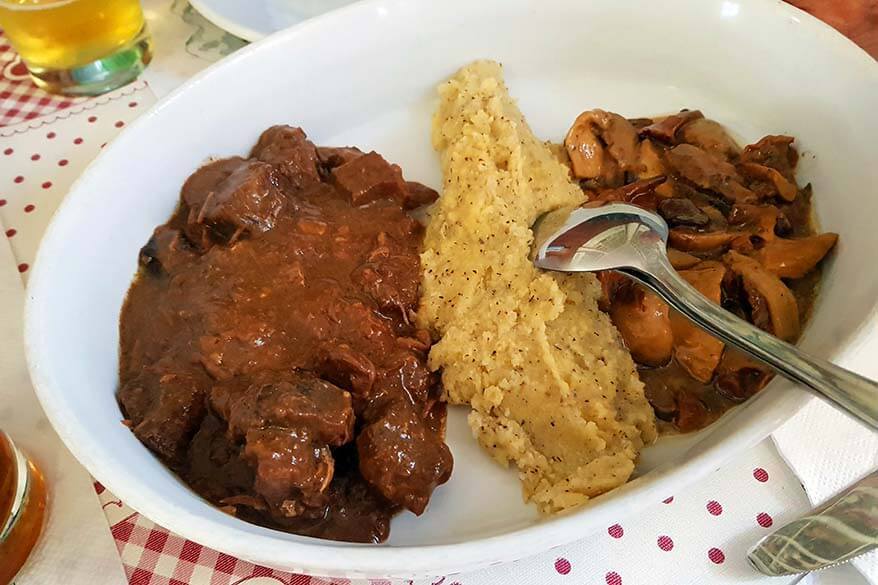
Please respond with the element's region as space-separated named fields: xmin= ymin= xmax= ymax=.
xmin=667 ymin=248 xmax=702 ymax=270
xmin=777 ymin=184 xmax=814 ymax=238
xmin=596 ymin=271 xmax=627 ymax=311
xmin=669 ymin=228 xmax=741 ymax=253
xmin=742 ymin=135 xmax=798 ymax=181
xmin=671 ymin=261 xmax=727 ymax=382
xmin=674 ymin=181 xmax=733 ymax=216
xmin=638 ymin=370 xmax=679 ymax=422
xmin=724 ymin=251 xmax=800 ymax=341
xmin=728 ymin=203 xmax=779 ymax=243
xmin=589 ymin=175 xmax=667 ymax=209
xmin=679 ymin=118 xmax=741 ymax=160
xmin=566 ymin=114 xmax=605 ymax=180
xmin=658 ymin=198 xmax=710 ymax=228
xmin=565 ymin=109 xmax=641 ymax=184
xmin=774 ymin=212 xmax=793 ymax=237
xmin=738 ymin=162 xmax=798 ymax=202
xmin=675 ymin=392 xmax=712 ymax=433
xmin=714 ymin=349 xmax=772 ymax=402
xmin=637 ymin=139 xmax=676 ymax=198
xmin=639 ymin=110 xmax=704 ymax=143
xmin=753 ymin=233 xmax=839 ymax=278
xmin=608 ymin=282 xmax=674 ymax=367
xmin=729 ymin=234 xmax=757 ymax=255
xmin=627 ymin=117 xmax=655 ymax=131
xmin=665 ymin=144 xmax=757 ymax=203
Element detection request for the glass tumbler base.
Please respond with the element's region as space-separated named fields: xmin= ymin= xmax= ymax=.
xmin=27 ymin=25 xmax=153 ymax=96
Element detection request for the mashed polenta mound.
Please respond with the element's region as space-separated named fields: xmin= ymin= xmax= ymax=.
xmin=419 ymin=61 xmax=657 ymax=514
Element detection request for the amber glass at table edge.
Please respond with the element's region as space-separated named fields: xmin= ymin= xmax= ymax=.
xmin=0 ymin=0 xmax=152 ymax=96
xmin=0 ymin=431 xmax=47 ymax=585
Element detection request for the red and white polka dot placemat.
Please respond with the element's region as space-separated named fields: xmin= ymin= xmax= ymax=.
xmin=0 ymin=80 xmax=153 ymax=278
xmin=0 ymin=29 xmax=89 ymax=127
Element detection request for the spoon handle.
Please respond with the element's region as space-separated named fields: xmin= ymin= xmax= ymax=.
xmin=622 ymin=262 xmax=878 ymax=431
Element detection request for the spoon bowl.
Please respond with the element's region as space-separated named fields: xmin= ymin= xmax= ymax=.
xmin=535 ymin=203 xmax=668 ymax=273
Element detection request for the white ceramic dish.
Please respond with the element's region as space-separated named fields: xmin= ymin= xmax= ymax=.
xmin=25 ymin=0 xmax=878 ymax=578
xmin=189 ymin=0 xmax=357 ymax=41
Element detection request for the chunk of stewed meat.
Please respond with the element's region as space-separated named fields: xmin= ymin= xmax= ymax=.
xmin=181 ymin=157 xmax=249 ymax=210
xmin=316 ymin=146 xmax=365 ymax=170
xmin=209 ymin=372 xmax=355 ymax=516
xmin=372 ymin=352 xmax=435 ymax=409
xmin=357 ymin=402 xmax=453 ymax=515
xmin=251 ymin=125 xmax=321 ymax=186
xmin=403 ymin=181 xmax=440 ymax=209
xmin=639 ymin=110 xmax=704 ymax=143
xmin=354 ymin=253 xmax=421 ymax=319
xmin=118 ymin=372 xmax=207 ymax=463
xmin=184 ymin=413 xmax=254 ymax=505
xmin=331 ymin=151 xmax=408 ymax=206
xmin=244 ymin=427 xmax=334 ymax=515
xmin=294 ymin=470 xmax=396 ymax=544
xmin=139 ymin=226 xmax=197 ymax=275
xmin=186 ymin=160 xmax=286 ymax=243
xmin=210 ymin=372 xmax=355 ymax=446
xmin=665 ymin=144 xmax=756 ymax=203
xmin=316 ymin=344 xmax=377 ymax=398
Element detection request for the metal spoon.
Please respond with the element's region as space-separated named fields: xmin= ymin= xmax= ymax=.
xmin=533 ymin=202 xmax=878 ymax=430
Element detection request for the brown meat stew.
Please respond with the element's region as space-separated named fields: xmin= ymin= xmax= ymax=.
xmin=118 ymin=126 xmax=452 ymax=543
xmin=563 ymin=110 xmax=838 ymax=433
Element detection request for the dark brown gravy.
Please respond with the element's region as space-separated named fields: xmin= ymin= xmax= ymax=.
xmin=118 ymin=126 xmax=452 ymax=543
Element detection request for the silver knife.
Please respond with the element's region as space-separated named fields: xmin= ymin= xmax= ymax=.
xmin=748 ymin=469 xmax=878 ymax=576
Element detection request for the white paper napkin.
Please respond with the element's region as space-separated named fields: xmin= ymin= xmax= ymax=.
xmin=773 ymin=393 xmax=878 ymax=584
xmin=0 ymin=234 xmax=127 ymax=584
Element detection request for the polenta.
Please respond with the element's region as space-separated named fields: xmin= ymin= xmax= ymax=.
xmin=419 ymin=61 xmax=657 ymax=513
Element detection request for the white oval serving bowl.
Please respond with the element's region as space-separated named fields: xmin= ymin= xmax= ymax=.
xmin=24 ymin=0 xmax=878 ymax=578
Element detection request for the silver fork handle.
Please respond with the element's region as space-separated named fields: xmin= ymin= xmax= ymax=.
xmin=622 ymin=260 xmax=878 ymax=431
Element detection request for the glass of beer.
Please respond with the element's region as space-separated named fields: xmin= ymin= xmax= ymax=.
xmin=0 ymin=431 xmax=47 ymax=584
xmin=0 ymin=0 xmax=152 ymax=96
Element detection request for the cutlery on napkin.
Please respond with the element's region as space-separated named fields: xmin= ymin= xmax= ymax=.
xmin=749 ymin=470 xmax=878 ymax=576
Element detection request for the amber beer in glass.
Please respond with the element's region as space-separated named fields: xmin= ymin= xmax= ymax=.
xmin=0 ymin=0 xmax=151 ymax=95
xmin=0 ymin=431 xmax=47 ymax=584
